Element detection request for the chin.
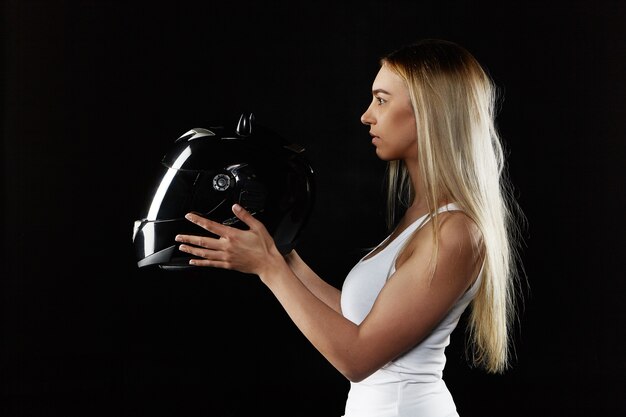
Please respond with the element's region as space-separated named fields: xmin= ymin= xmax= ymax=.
xmin=374 ymin=149 xmax=392 ymax=161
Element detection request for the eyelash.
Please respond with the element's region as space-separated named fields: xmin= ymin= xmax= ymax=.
xmin=375 ymin=97 xmax=386 ymax=105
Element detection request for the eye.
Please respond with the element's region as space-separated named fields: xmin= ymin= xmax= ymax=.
xmin=375 ymin=96 xmax=386 ymax=105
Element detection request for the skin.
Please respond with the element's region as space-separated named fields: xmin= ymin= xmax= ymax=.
xmin=175 ymin=63 xmax=484 ymax=382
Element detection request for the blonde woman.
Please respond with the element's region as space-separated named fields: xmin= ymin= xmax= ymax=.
xmin=175 ymin=39 xmax=524 ymax=417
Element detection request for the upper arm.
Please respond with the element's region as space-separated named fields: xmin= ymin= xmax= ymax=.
xmin=347 ymin=212 xmax=484 ymax=379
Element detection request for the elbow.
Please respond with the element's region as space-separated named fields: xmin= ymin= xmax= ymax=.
xmin=337 ymin=362 xmax=377 ymax=383
xmin=344 ymin=371 xmax=368 ymax=383
xmin=331 ymin=332 xmax=382 ymax=382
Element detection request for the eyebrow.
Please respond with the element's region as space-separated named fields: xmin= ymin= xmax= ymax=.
xmin=372 ymin=88 xmax=391 ymax=95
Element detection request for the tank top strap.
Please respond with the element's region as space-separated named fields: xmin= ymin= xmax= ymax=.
xmin=388 ymin=202 xmax=464 ymax=276
xmin=437 ymin=202 xmax=463 ymax=214
xmin=413 ymin=202 xmax=463 ymax=232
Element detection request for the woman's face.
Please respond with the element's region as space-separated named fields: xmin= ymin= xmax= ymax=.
xmin=361 ymin=64 xmax=417 ymax=162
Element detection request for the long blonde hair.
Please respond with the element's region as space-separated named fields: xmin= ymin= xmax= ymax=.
xmin=382 ymin=39 xmax=525 ymax=374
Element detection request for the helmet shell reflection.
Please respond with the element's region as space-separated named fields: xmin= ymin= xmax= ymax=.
xmin=132 ymin=114 xmax=315 ymax=270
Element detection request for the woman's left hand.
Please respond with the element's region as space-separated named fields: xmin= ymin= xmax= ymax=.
xmin=175 ymin=204 xmax=283 ymax=276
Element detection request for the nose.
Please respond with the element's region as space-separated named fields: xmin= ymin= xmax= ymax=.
xmin=361 ymin=103 xmax=375 ymax=126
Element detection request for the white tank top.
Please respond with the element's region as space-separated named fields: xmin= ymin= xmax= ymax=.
xmin=340 ymin=203 xmax=483 ymax=417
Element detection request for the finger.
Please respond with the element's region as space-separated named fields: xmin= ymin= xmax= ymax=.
xmin=175 ymin=234 xmax=224 ymax=250
xmin=178 ymin=244 xmax=232 ymax=269
xmin=188 ymin=258 xmax=232 ymax=269
xmin=232 ymin=204 xmax=263 ymax=229
xmin=177 ymin=242 xmax=225 ymax=261
xmin=178 ymin=245 xmax=213 ymax=260
xmin=185 ymin=212 xmax=231 ymax=237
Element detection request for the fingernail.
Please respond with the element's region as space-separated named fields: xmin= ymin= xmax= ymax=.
xmin=233 ymin=204 xmax=242 ymax=213
xmin=185 ymin=213 xmax=192 ymax=220
xmin=175 ymin=235 xmax=181 ymax=241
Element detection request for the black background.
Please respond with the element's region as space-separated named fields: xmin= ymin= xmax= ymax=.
xmin=3 ymin=1 xmax=625 ymax=416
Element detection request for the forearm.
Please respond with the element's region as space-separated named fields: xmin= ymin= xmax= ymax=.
xmin=259 ymin=257 xmax=364 ymax=380
xmin=178 ymin=208 xmax=365 ymax=378
xmin=284 ymin=250 xmax=342 ymax=313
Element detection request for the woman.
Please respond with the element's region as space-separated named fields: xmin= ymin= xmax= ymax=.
xmin=174 ymin=39 xmax=524 ymax=417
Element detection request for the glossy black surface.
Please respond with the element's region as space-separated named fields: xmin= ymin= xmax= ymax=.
xmin=133 ymin=113 xmax=315 ymax=269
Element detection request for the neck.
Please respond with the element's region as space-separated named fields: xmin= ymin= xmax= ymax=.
xmin=403 ymin=156 xmax=450 ymax=217
xmin=401 ymin=156 xmax=428 ymax=220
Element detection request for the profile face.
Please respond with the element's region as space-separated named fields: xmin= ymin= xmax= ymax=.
xmin=360 ymin=64 xmax=417 ymax=162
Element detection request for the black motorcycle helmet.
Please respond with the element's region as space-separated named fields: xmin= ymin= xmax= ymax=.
xmin=132 ymin=113 xmax=315 ymax=270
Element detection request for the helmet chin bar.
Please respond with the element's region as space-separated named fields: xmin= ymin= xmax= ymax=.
xmin=132 ymin=112 xmax=315 ymax=270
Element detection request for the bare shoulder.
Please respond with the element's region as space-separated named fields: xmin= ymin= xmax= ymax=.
xmin=437 ymin=211 xmax=484 ymax=252
xmin=397 ymin=210 xmax=484 ymax=276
